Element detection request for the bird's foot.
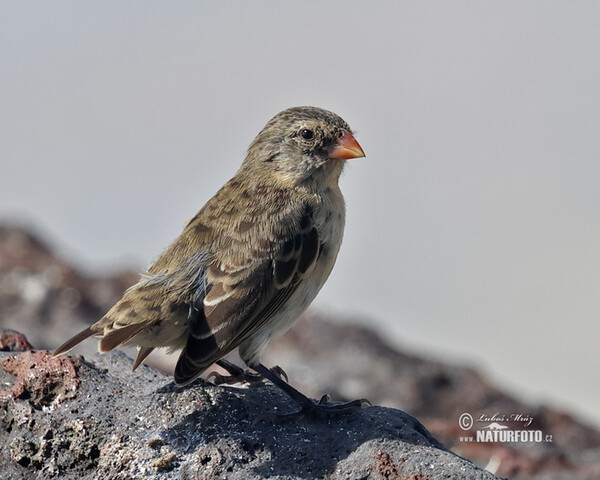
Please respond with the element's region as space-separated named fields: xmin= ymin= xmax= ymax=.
xmin=253 ymin=395 xmax=371 ymax=424
xmin=296 ymin=394 xmax=371 ymax=416
xmin=208 ymin=359 xmax=288 ymax=385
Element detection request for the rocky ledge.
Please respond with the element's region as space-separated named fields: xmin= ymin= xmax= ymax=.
xmin=0 ymin=338 xmax=499 ymax=480
xmin=3 ymin=224 xmax=600 ymax=479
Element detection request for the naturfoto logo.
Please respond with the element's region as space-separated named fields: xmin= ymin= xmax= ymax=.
xmin=458 ymin=412 xmax=553 ymax=444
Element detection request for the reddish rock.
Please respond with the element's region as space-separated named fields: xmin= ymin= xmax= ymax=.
xmin=0 ymin=330 xmax=34 ymax=352
xmin=0 ymin=350 xmax=81 ymax=406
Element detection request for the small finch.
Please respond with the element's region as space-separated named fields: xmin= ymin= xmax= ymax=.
xmin=55 ymin=106 xmax=366 ymax=415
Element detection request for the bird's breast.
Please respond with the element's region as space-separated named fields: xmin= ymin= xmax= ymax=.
xmin=232 ymin=186 xmax=347 ymax=365
xmin=272 ymin=186 xmax=346 ymax=329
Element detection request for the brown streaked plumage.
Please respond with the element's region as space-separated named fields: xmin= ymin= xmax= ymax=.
xmin=54 ymin=106 xmax=366 ymax=415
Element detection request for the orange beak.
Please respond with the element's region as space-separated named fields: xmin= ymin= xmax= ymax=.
xmin=327 ymin=131 xmax=365 ymax=160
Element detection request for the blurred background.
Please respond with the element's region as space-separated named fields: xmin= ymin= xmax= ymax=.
xmin=1 ymin=0 xmax=599 ymax=434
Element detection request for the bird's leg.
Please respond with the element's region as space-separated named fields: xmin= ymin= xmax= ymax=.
xmin=251 ymin=363 xmax=369 ymax=419
xmin=208 ymin=359 xmax=288 ymax=385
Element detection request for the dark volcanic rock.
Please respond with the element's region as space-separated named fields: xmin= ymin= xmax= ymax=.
xmin=0 ymin=345 xmax=500 ymax=480
xmin=264 ymin=315 xmax=600 ymax=480
xmin=2 ymin=224 xmax=600 ymax=479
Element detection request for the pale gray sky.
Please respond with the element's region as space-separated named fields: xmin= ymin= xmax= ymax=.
xmin=2 ymin=2 xmax=599 ymax=425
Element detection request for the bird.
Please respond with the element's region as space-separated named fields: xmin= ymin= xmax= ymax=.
xmin=54 ymin=106 xmax=366 ymax=415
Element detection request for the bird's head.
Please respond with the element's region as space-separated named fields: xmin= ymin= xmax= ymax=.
xmin=242 ymin=106 xmax=365 ymax=189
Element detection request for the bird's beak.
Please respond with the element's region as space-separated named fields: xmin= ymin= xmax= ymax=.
xmin=327 ymin=131 xmax=365 ymax=160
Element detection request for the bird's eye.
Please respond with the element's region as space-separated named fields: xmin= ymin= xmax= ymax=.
xmin=299 ymin=129 xmax=314 ymax=140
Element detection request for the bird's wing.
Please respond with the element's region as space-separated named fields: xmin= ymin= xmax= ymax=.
xmin=53 ymin=217 xmax=214 ymax=358
xmin=174 ymin=203 xmax=321 ymax=385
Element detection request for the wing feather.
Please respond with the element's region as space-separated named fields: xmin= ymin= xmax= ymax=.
xmin=174 ymin=204 xmax=320 ymax=385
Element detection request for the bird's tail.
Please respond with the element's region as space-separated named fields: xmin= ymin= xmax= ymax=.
xmin=53 ymin=327 xmax=96 ymax=357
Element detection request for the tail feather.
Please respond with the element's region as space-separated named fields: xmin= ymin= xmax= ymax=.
xmin=132 ymin=346 xmax=155 ymax=371
xmin=53 ymin=327 xmax=96 ymax=357
xmin=98 ymin=323 xmax=147 ymax=353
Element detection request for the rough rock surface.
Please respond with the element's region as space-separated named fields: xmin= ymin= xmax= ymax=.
xmin=2 ymin=224 xmax=600 ymax=479
xmin=264 ymin=315 xmax=600 ymax=479
xmin=0 ymin=341 xmax=499 ymax=480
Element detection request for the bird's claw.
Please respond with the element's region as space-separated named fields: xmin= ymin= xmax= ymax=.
xmin=252 ymin=396 xmax=370 ymax=424
xmin=208 ymin=361 xmax=289 ymax=386
xmin=269 ymin=365 xmax=289 ymax=383
xmin=207 ymin=368 xmax=262 ymax=385
xmin=297 ymin=397 xmax=370 ymax=415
